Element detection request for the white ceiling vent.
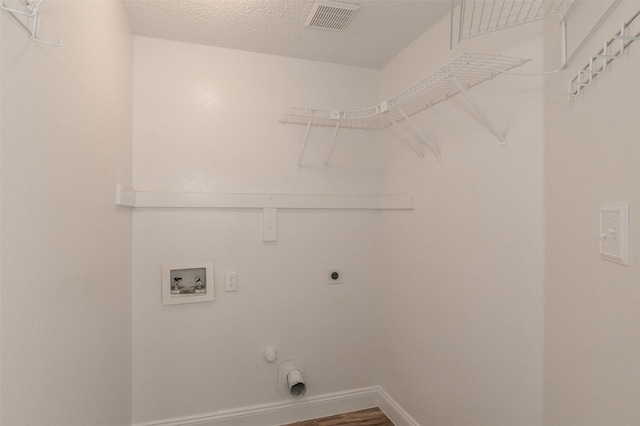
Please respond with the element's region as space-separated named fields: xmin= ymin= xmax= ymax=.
xmin=304 ymin=0 xmax=361 ymax=31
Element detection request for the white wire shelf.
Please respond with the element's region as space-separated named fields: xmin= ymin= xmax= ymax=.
xmin=280 ymin=53 xmax=528 ymax=132
xmin=454 ymin=0 xmax=573 ymax=43
xmin=281 ymin=53 xmax=528 ymax=165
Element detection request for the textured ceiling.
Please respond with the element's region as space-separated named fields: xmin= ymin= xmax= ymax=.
xmin=123 ymin=0 xmax=452 ymax=69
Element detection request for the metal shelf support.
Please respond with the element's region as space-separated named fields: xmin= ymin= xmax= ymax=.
xmin=385 ymin=112 xmax=425 ymax=160
xmin=115 ymin=185 xmax=414 ymax=242
xmin=297 ymin=115 xmax=313 ymax=167
xmin=394 ymin=107 xmax=441 ymax=161
xmin=450 ymin=76 xmax=505 ymax=148
xmin=325 ymin=120 xmax=341 ymax=167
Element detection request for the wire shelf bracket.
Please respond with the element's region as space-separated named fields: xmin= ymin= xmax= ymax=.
xmin=1 ymin=0 xmax=62 ymax=47
xmin=280 ymin=53 xmax=528 ymax=165
xmin=394 ymin=106 xmax=441 ymax=161
xmin=384 ymin=111 xmax=425 ymax=160
xmin=450 ymin=76 xmax=505 ymax=147
xmin=563 ymin=9 xmax=640 ymax=101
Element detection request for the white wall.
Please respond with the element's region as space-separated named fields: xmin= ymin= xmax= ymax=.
xmin=2 ymin=3 xmax=637 ymax=425
xmin=131 ymin=37 xmax=381 ymax=424
xmin=0 ymin=10 xmax=3 ymax=423
xmin=544 ymin=2 xmax=640 ymax=425
xmin=376 ymin=11 xmax=545 ymax=426
xmin=0 ymin=1 xmax=133 ymax=425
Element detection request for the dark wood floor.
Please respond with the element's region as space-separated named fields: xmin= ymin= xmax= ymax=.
xmin=282 ymin=407 xmax=394 ymax=426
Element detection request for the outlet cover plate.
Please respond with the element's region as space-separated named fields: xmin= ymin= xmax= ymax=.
xmin=225 ymin=271 xmax=238 ymax=291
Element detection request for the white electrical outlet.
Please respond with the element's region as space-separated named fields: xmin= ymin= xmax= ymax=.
xmin=225 ymin=271 xmax=238 ymax=291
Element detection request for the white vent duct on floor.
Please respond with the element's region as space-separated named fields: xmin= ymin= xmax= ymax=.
xmin=304 ymin=0 xmax=361 ymax=31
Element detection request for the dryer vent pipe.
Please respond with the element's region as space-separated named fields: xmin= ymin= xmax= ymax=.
xmin=287 ymin=369 xmax=306 ymax=396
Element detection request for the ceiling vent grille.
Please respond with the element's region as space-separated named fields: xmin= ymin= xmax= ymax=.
xmin=304 ymin=0 xmax=361 ymax=31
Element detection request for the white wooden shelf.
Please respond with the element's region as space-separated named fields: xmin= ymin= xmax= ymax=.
xmin=116 ymin=186 xmax=412 ymax=210
xmin=116 ymin=185 xmax=413 ymax=242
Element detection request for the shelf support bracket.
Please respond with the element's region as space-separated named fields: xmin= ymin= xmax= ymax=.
xmin=450 ymin=76 xmax=505 ymax=148
xmin=385 ymin=113 xmax=424 ymax=159
xmin=325 ymin=120 xmax=341 ymax=167
xmin=297 ymin=115 xmax=313 ymax=168
xmin=394 ymin=107 xmax=441 ymax=161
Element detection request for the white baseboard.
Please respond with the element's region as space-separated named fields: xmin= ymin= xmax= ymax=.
xmin=377 ymin=387 xmax=420 ymax=426
xmin=134 ymin=386 xmax=416 ymax=426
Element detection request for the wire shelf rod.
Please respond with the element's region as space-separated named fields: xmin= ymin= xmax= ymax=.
xmin=522 ymin=1 xmax=538 ymax=23
xmin=485 ymin=1 xmax=496 ymax=33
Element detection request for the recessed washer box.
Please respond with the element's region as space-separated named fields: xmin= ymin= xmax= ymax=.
xmin=162 ymin=262 xmax=214 ymax=305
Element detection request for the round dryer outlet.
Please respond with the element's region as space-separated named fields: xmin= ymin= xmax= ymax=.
xmin=278 ymin=360 xmax=308 ymax=396
xmin=327 ymin=268 xmax=342 ymax=284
